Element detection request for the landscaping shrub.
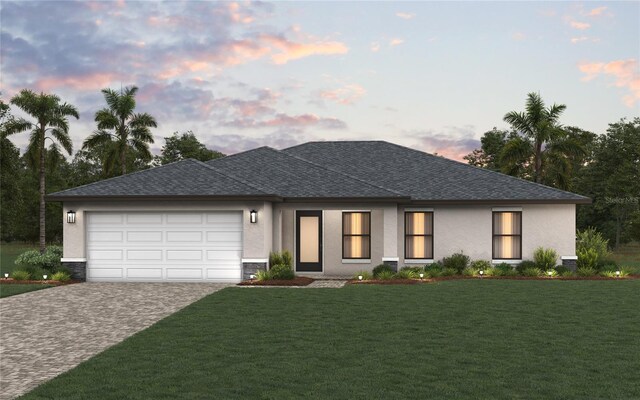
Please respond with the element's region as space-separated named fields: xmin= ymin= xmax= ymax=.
xmin=516 ymin=260 xmax=536 ymax=274
xmin=269 ymin=264 xmax=295 ymax=280
xmin=577 ymin=248 xmax=598 ymax=269
xmin=600 ymin=268 xmax=630 ymax=278
xmin=376 ymin=270 xmax=395 ymax=280
xmin=15 ymin=246 xmax=63 ymax=273
xmin=554 ymin=266 xmax=570 ymax=275
xmin=521 ymin=267 xmax=543 ymax=277
xmin=11 ymin=270 xmax=31 ymax=281
xmin=400 ymin=266 xmax=423 ymax=273
xmin=470 ymin=260 xmax=492 ymax=271
xmin=494 ymin=263 xmax=517 ymax=276
xmin=269 ymin=251 xmax=292 ymax=268
xmin=372 ymin=264 xmax=394 ymax=277
xmin=441 ymin=268 xmax=458 ymax=277
xmin=533 ymin=247 xmax=558 ymax=270
xmin=396 ymin=269 xmax=419 ymax=279
xmin=353 ymin=271 xmax=373 ymax=280
xmin=51 ymin=271 xmax=71 ymax=282
xmin=255 ymin=270 xmax=271 ymax=281
xmin=577 ymin=267 xmax=597 ymax=277
xmin=441 ymin=252 xmax=470 ymax=273
xmin=544 ymin=269 xmax=558 ymax=278
xmin=559 ymin=269 xmax=575 ymax=277
xmin=576 ymin=227 xmax=611 ymax=263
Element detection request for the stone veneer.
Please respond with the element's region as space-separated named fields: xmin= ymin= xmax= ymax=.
xmin=382 ymin=260 xmax=398 ymax=272
xmin=562 ymin=258 xmax=577 ymax=271
xmin=242 ymin=262 xmax=267 ymax=280
xmin=62 ymin=261 xmax=87 ymax=281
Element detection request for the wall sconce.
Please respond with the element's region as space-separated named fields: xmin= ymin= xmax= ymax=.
xmin=67 ymin=210 xmax=76 ymax=224
xmin=250 ymin=210 xmax=257 ymax=224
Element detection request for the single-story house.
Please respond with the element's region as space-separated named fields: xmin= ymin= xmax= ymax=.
xmin=48 ymin=141 xmax=590 ymax=282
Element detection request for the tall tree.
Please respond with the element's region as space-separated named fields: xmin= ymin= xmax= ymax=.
xmin=502 ymin=92 xmax=584 ymax=186
xmin=464 ymin=128 xmax=515 ymax=172
xmin=8 ymin=90 xmax=79 ymax=252
xmin=83 ymin=86 xmax=157 ymax=175
xmin=155 ymin=131 xmax=225 ymax=165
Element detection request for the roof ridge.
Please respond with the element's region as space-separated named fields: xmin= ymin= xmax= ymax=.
xmin=382 ymin=141 xmax=590 ymax=199
xmin=278 ymin=146 xmax=407 ymax=197
xmin=206 ymin=146 xmax=273 ymax=165
xmin=47 ymin=159 xmax=196 ymax=196
xmin=191 ymin=159 xmax=274 ymax=195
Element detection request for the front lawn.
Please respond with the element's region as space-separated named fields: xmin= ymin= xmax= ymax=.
xmin=0 ymin=283 xmax=54 ymax=298
xmin=22 ymin=281 xmax=640 ymax=399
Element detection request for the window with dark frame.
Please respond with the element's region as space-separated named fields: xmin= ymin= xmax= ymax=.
xmin=405 ymin=211 xmax=434 ymax=259
xmin=492 ymin=211 xmax=522 ymax=260
xmin=342 ymin=212 xmax=371 ymax=259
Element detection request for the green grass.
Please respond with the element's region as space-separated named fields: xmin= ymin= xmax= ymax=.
xmin=0 ymin=283 xmax=54 ymax=298
xmin=0 ymin=242 xmax=36 ymax=276
xmin=21 ymin=281 xmax=640 ymax=400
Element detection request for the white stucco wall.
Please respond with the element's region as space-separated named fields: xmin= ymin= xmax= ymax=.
xmin=62 ymin=200 xmax=273 ymax=260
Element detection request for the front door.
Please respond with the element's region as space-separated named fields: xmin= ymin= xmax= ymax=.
xmin=296 ymin=210 xmax=323 ymax=272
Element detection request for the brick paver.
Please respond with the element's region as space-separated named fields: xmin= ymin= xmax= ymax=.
xmin=0 ymin=282 xmax=229 ymax=400
xmin=305 ymin=280 xmax=347 ymax=288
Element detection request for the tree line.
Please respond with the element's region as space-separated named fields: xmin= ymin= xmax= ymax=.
xmin=1 ymin=89 xmax=638 ymax=251
xmin=0 ymin=87 xmax=224 ymax=251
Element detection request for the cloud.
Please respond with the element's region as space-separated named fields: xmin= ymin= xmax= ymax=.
xmin=318 ymin=84 xmax=366 ymax=105
xmin=259 ymin=34 xmax=348 ymax=65
xmin=586 ymin=6 xmax=607 ymax=17
xmin=405 ymin=126 xmax=480 ymax=161
xmin=221 ymin=113 xmax=347 ymax=130
xmin=396 ymin=12 xmax=415 ymax=20
xmin=569 ymin=20 xmax=591 ymax=30
xmin=578 ymin=59 xmax=640 ymax=107
xmin=370 ymin=42 xmax=380 ymax=52
xmin=207 ymin=132 xmax=312 ymax=154
xmin=389 ymin=38 xmax=404 ymax=46
xmin=511 ymin=32 xmax=526 ymax=41
xmin=570 ymin=36 xmax=589 ymax=44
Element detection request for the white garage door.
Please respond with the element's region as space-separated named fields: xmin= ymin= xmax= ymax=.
xmin=86 ymin=212 xmax=242 ymax=282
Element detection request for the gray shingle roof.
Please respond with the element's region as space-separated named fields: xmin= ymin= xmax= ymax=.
xmin=284 ymin=141 xmax=590 ymax=203
xmin=206 ymin=146 xmax=405 ymax=199
xmin=47 ymin=159 xmax=272 ymax=199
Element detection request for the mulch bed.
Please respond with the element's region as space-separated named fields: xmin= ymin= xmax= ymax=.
xmin=348 ymin=278 xmax=432 ymax=285
xmin=237 ymin=276 xmax=315 ymax=286
xmin=348 ymin=275 xmax=640 ymax=284
xmin=0 ymin=278 xmax=81 ymax=285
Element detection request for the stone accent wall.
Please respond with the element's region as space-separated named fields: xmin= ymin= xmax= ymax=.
xmin=382 ymin=260 xmax=398 ymax=272
xmin=242 ymin=262 xmax=267 ymax=280
xmin=62 ymin=261 xmax=87 ymax=281
xmin=562 ymin=258 xmax=577 ymax=271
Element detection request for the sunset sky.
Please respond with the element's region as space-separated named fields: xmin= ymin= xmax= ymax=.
xmin=1 ymin=1 xmax=638 ymax=160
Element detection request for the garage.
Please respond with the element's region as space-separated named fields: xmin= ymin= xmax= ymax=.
xmin=86 ymin=211 xmax=242 ymax=282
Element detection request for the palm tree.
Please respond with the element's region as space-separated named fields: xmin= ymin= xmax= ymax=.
xmin=502 ymin=92 xmax=584 ymax=187
xmin=83 ymin=86 xmax=157 ymax=176
xmin=9 ymin=90 xmax=79 ymax=253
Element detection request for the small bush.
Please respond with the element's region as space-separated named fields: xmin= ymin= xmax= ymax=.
xmin=353 ymin=271 xmax=373 ymax=280
xmin=401 ymin=266 xmax=423 ymax=273
xmin=576 ymin=227 xmax=611 ymax=262
xmin=11 ymin=270 xmax=31 ymax=281
xmin=559 ymin=269 xmax=575 ymax=277
xmin=51 ymin=271 xmax=71 ymax=282
xmin=441 ymin=252 xmax=470 ymax=273
xmin=441 ymin=268 xmax=458 ymax=277
xmin=376 ymin=270 xmax=395 ymax=280
xmin=521 ymin=267 xmax=543 ymax=277
xmin=269 ymin=251 xmax=292 ymax=268
xmin=255 ymin=270 xmax=271 ymax=281
xmin=599 ymin=267 xmax=630 ymax=278
xmin=533 ymin=247 xmax=558 ymax=270
xmin=15 ymin=246 xmax=63 ymax=273
xmin=494 ymin=263 xmax=517 ymax=276
xmin=470 ymin=260 xmax=492 ymax=271
xmin=516 ymin=260 xmax=536 ymax=274
xmin=554 ymin=266 xmax=570 ymax=275
xmin=577 ymin=267 xmax=597 ymax=277
xmin=396 ymin=269 xmax=419 ymax=279
xmin=544 ymin=269 xmax=558 ymax=278
xmin=461 ymin=267 xmax=476 ymax=276
xmin=577 ymin=248 xmax=598 ymax=269
xmin=269 ymin=264 xmax=295 ymax=280
xmin=372 ymin=264 xmax=394 ymax=277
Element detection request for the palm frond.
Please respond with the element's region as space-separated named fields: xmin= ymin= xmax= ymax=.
xmin=10 ymin=89 xmax=39 ymax=116
xmin=101 ymin=88 xmax=120 ymax=112
xmin=2 ymin=118 xmax=32 ymax=138
xmin=95 ymin=108 xmax=119 ymax=129
xmin=129 ymin=112 xmax=158 ymax=129
xmin=82 ymin=130 xmax=114 ymax=150
xmin=129 ymin=138 xmax=152 ymax=160
xmin=49 ymin=127 xmax=73 ymax=154
xmin=130 ymin=126 xmax=155 ymax=143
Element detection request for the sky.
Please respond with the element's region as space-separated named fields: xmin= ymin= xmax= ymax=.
xmin=1 ymin=1 xmax=638 ymax=161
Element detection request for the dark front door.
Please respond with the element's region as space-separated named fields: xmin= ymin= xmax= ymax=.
xmin=296 ymin=210 xmax=323 ymax=272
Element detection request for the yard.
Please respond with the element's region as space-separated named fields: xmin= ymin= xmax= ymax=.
xmin=0 ymin=284 xmax=54 ymax=298
xmin=20 ymin=280 xmax=640 ymax=400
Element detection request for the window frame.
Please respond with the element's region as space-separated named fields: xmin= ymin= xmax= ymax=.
xmin=404 ymin=211 xmax=434 ymax=260
xmin=341 ymin=211 xmax=372 ymax=260
xmin=492 ymin=211 xmax=523 ymax=260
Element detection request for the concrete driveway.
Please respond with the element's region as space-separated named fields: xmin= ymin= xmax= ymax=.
xmin=0 ymin=282 xmax=230 ymax=399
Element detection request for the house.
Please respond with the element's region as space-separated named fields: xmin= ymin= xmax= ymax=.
xmin=48 ymin=141 xmax=590 ymax=282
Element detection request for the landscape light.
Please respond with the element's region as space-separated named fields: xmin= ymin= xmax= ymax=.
xmin=419 ymin=273 xmax=424 ymax=279
xmin=3 ymin=273 xmax=8 ymax=279
xmin=547 ymin=270 xmax=553 ymax=277
xmin=479 ymin=270 xmax=484 ymax=277
xmin=358 ymin=275 xmax=363 ymax=281
xmin=249 ymin=274 xmax=255 ymax=280
xmin=616 ymin=270 xmax=621 ymax=278
xmin=43 ymin=275 xmax=48 ymax=280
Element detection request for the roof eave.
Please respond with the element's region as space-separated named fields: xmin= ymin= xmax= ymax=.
xmin=45 ymin=194 xmax=284 ymax=202
xmin=408 ymin=198 xmax=592 ymax=205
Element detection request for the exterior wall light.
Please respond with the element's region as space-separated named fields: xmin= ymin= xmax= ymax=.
xmin=249 ymin=210 xmax=257 ymax=224
xmin=67 ymin=210 xmax=76 ymax=224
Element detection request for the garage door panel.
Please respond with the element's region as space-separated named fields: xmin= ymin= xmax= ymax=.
xmin=87 ymin=212 xmax=242 ymax=282
xmin=167 ymin=231 xmax=203 ymax=242
xmin=127 ymin=249 xmax=163 ymax=261
xmin=126 ymin=268 xmax=163 ymax=279
xmin=127 ymin=231 xmax=163 ymax=242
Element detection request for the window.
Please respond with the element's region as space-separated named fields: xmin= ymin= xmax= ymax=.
xmin=493 ymin=212 xmax=522 ymax=259
xmin=405 ymin=212 xmax=434 ymax=259
xmin=342 ymin=212 xmax=371 ymax=259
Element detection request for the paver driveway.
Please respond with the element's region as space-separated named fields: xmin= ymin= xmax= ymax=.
xmin=0 ymin=282 xmax=229 ymax=400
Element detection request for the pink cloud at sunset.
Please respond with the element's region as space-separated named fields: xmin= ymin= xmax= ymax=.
xmin=579 ymin=59 xmax=640 ymax=107
xmin=319 ymin=84 xmax=366 ymax=105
